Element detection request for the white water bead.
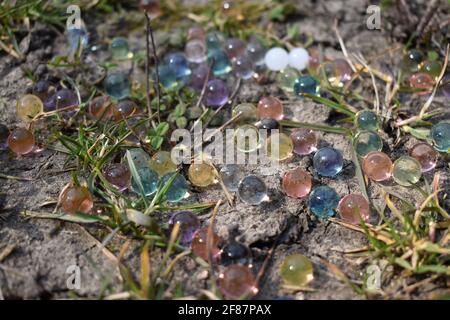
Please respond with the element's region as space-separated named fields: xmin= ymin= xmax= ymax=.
xmin=288 ymin=47 xmax=309 ymax=71
xmin=264 ymin=47 xmax=289 ymax=71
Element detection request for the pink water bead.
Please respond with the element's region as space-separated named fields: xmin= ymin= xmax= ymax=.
xmin=290 ymin=128 xmax=317 ymax=155
xmin=257 ymin=96 xmax=284 ymax=121
xmin=409 ymin=142 xmax=438 ymax=172
xmin=223 ymin=38 xmax=246 ymax=60
xmin=218 ymin=264 xmax=256 ymax=299
xmin=338 ymin=194 xmax=370 ymax=224
xmin=282 ymin=168 xmax=312 ymax=198
xmin=409 ymin=72 xmax=434 ymax=94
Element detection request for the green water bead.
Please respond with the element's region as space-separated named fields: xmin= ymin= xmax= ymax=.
xmin=280 ymin=254 xmax=314 ymax=287
xmin=232 ymin=103 xmax=258 ymax=125
xmin=392 ymin=156 xmax=422 ymax=187
xmin=160 ymin=172 xmax=189 ymax=202
xmin=267 ymin=132 xmax=293 ymax=161
xmin=234 ymin=124 xmax=260 ymax=153
xmin=355 ymin=110 xmax=379 ymax=131
xmin=420 ymin=60 xmax=442 ymax=79
xmin=111 ymin=37 xmax=130 ymax=60
xmin=276 ymin=68 xmax=300 ymax=95
xmin=402 ymin=49 xmax=424 ymax=73
xmin=353 ymin=131 xmax=383 ymax=157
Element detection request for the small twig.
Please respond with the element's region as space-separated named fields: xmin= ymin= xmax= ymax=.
xmin=415 ymin=0 xmax=440 ymax=38
xmin=354 ymin=53 xmax=380 ymax=114
xmin=333 ymin=19 xmax=356 ymax=72
xmin=145 ymin=13 xmax=160 ymax=126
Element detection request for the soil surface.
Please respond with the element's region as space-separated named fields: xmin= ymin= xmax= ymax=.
xmin=0 ymin=0 xmax=449 ymax=299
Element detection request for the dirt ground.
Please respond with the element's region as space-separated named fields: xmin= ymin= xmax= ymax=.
xmin=0 ymin=0 xmax=449 ymax=299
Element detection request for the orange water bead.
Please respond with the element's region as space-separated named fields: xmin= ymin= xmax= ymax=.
xmin=191 ymin=228 xmax=221 ymax=261
xmin=8 ymin=128 xmax=35 ymax=155
xmin=59 ymin=185 xmax=94 ymax=214
xmin=282 ymin=168 xmax=312 ymax=198
xmin=88 ymin=96 xmax=113 ymax=120
xmin=338 ymin=194 xmax=370 ymax=224
xmin=113 ymin=100 xmax=137 ymax=121
xmin=409 ymin=72 xmax=434 ymax=94
xmin=362 ymin=151 xmax=393 ymax=182
xmin=257 ymin=96 xmax=284 ymax=121
xmin=218 ymin=264 xmax=257 ymax=299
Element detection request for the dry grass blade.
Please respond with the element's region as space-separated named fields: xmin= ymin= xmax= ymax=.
xmin=140 ymin=241 xmax=151 ymax=299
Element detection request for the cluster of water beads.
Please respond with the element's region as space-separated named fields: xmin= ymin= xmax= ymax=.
xmin=59 ymin=184 xmax=94 ymax=214
xmin=280 ymin=254 xmax=314 ymax=287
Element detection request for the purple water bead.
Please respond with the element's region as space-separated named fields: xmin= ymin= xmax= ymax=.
xmin=205 ymin=79 xmax=229 ymax=108
xmin=233 ymin=55 xmax=254 ymax=80
xmin=223 ymin=38 xmax=246 ymax=60
xmin=168 ymin=211 xmax=200 ymax=246
xmin=190 ymin=64 xmax=209 ymax=91
xmin=44 ymin=89 xmax=79 ymax=115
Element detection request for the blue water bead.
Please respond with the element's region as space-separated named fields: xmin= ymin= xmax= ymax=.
xmin=158 ymin=64 xmax=181 ymax=90
xmin=104 ymin=71 xmax=130 ymax=100
xmin=206 ymin=31 xmax=225 ymax=50
xmin=131 ymin=167 xmax=158 ymax=196
xmin=308 ymin=186 xmax=340 ymax=219
xmin=110 ymin=37 xmax=130 ymax=60
xmin=294 ymin=75 xmax=319 ymax=97
xmin=67 ymin=27 xmax=88 ymax=53
xmin=430 ymin=122 xmax=450 ymax=152
xmin=208 ymin=49 xmax=232 ymax=76
xmin=160 ymin=172 xmax=188 ymax=203
xmin=313 ymin=147 xmax=344 ymax=177
xmin=163 ymin=52 xmax=191 ymax=79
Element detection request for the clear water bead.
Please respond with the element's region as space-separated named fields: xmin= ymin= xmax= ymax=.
xmin=238 ymin=175 xmax=267 ymax=205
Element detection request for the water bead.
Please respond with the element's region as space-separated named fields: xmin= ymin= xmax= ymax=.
xmin=313 ymin=147 xmax=343 ymax=177
xmin=353 ymin=131 xmax=383 ymax=157
xmin=392 ymin=156 xmax=422 ymax=187
xmin=322 ymin=59 xmax=352 ymax=87
xmin=267 ymin=132 xmax=293 ymax=161
xmin=113 ymin=100 xmax=137 ymax=121
xmin=409 ymin=142 xmax=438 ymax=172
xmin=234 ymin=124 xmax=260 ymax=153
xmin=220 ymin=164 xmax=243 ymax=192
xmin=158 ymin=64 xmax=180 ymax=90
xmin=290 ymin=128 xmax=317 ymax=155
xmin=8 ymin=128 xmax=35 ymax=155
xmin=218 ymin=264 xmax=256 ymax=299
xmin=191 ymin=228 xmax=221 ymax=261
xmin=338 ymin=194 xmax=370 ymax=224
xmin=288 ymin=47 xmax=309 ymax=71
xmin=409 ymin=73 xmax=434 ymax=93
xmin=131 ymin=166 xmax=159 ymax=196
xmin=221 ymin=240 xmax=252 ymax=266
xmin=280 ymin=254 xmax=314 ymax=287
xmin=402 ymin=49 xmax=423 ymax=73
xmin=308 ymin=48 xmax=320 ymax=70
xmin=160 ymin=172 xmax=189 ymax=203
xmin=207 ymin=49 xmax=232 ymax=76
xmin=103 ymin=163 xmax=131 ymax=192
xmin=355 ymin=110 xmax=379 ymax=131
xmin=237 ymin=175 xmax=268 ymax=205
xmin=308 ymin=186 xmax=340 ymax=219
xmin=264 ymin=47 xmax=289 ymax=71
xmin=257 ymin=96 xmax=283 ymax=121
xmin=190 ymin=64 xmax=209 ymax=91
xmin=282 ymin=168 xmax=312 ymax=198
xmin=60 ymin=185 xmax=93 ymax=214
xmin=187 ymin=26 xmax=206 ymax=41
xmin=163 ymin=52 xmax=191 ymax=78
xmin=139 ymin=0 xmax=162 ymax=18
xmin=128 ymin=148 xmax=151 ymax=169
xmin=105 ymin=72 xmax=130 ymax=100
xmin=16 ymin=94 xmax=43 ymax=122
xmin=421 ymin=60 xmax=442 ymax=79
xmin=168 ymin=211 xmax=200 ymax=246
xmin=44 ymin=89 xmax=79 ymax=113
xmin=277 ymin=68 xmax=300 ymax=95
xmin=232 ymin=103 xmax=258 ymax=125
xmin=188 ymin=162 xmax=216 ymax=187
xmin=206 ymin=31 xmax=225 ymax=50
xmin=32 ymin=80 xmax=52 ymax=102
xmin=223 ymin=38 xmax=246 ymax=60
xmin=257 ymin=118 xmax=280 ymax=130
xmin=110 ymin=37 xmax=130 ymax=60
xmin=0 ymin=123 xmax=9 ymax=150
xmin=88 ymin=96 xmax=113 ymax=120
xmin=362 ymin=151 xmax=393 ymax=182
xmin=430 ymin=122 xmax=450 ymax=152
xmin=185 ymin=39 xmax=207 ymax=64
xmin=294 ymin=75 xmax=320 ymax=97
xmin=205 ymin=79 xmax=229 ymax=108
xmin=232 ymin=55 xmax=254 ymax=80
xmin=149 ymin=151 xmax=178 ymax=176
xmin=246 ymin=41 xmax=265 ymax=66
xmin=67 ymin=27 xmax=88 ymax=54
